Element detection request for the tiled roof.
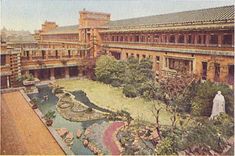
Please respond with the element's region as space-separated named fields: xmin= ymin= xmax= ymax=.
xmin=1 ymin=30 xmax=36 ymax=43
xmin=105 ymin=5 xmax=234 ymax=30
xmin=42 ymin=25 xmax=78 ymax=35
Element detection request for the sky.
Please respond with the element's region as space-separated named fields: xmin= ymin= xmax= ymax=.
xmin=1 ymin=0 xmax=234 ymax=33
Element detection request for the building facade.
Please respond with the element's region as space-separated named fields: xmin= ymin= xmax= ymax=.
xmin=0 ymin=5 xmax=234 ymax=89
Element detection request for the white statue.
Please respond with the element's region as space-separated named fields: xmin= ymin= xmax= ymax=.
xmin=210 ymin=91 xmax=225 ymax=119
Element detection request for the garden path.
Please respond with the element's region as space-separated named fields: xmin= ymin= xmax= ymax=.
xmin=103 ymin=122 xmax=125 ymax=155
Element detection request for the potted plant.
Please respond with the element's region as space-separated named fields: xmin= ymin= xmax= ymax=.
xmin=43 ymin=110 xmax=56 ymax=126
xmin=31 ymin=98 xmax=38 ymax=109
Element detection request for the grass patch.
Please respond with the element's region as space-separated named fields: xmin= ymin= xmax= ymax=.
xmin=56 ymin=79 xmax=172 ymax=125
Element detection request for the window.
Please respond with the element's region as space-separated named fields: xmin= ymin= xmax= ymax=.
xmin=55 ymin=50 xmax=58 ymax=58
xmin=223 ymin=34 xmax=232 ymax=45
xmin=116 ymin=36 xmax=119 ymax=42
xmin=228 ymin=65 xmax=234 ymax=84
xmin=126 ymin=53 xmax=129 ymax=58
xmin=147 ymin=35 xmax=151 ymax=42
xmin=142 ymin=54 xmax=146 ymax=58
xmin=156 ymin=56 xmax=160 ymax=62
xmin=202 ymin=62 xmax=207 ymax=80
xmin=210 ymin=34 xmax=218 ymax=44
xmin=169 ymin=35 xmax=175 ymax=43
xmin=112 ymin=36 xmax=115 ymax=41
xmin=188 ymin=35 xmax=193 ymax=44
xmin=214 ymin=63 xmax=220 ymax=82
xmin=68 ymin=50 xmax=71 ymax=58
xmin=1 ymin=55 xmax=6 ymax=65
xmin=178 ymin=35 xmax=184 ymax=43
xmin=154 ymin=35 xmax=160 ymax=42
xmin=124 ymin=36 xmax=128 ymax=42
xmin=140 ymin=36 xmax=145 ymax=42
xmin=120 ymin=36 xmax=123 ymax=42
xmin=135 ymin=35 xmax=139 ymax=42
xmin=136 ymin=54 xmax=140 ymax=59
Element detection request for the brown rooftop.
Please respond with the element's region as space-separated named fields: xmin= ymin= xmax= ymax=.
xmin=105 ymin=5 xmax=234 ymax=30
xmin=1 ymin=91 xmax=65 ymax=155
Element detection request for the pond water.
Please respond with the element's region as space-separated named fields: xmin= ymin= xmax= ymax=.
xmin=28 ymin=85 xmax=108 ymax=155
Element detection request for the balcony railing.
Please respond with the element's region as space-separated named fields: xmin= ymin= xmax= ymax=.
xmin=103 ymin=41 xmax=233 ymax=48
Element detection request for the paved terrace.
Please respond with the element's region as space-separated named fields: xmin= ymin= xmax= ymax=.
xmin=1 ymin=91 xmax=65 ymax=155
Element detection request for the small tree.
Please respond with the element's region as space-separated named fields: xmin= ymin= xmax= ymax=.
xmin=151 ymin=104 xmax=162 ymax=140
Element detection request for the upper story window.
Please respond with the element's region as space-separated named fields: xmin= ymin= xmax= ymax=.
xmin=140 ymin=36 xmax=145 ymax=42
xmin=135 ymin=36 xmax=139 ymax=42
xmin=169 ymin=35 xmax=175 ymax=43
xmin=124 ymin=36 xmax=128 ymax=42
xmin=223 ymin=34 xmax=232 ymax=45
xmin=116 ymin=36 xmax=119 ymax=42
xmin=154 ymin=35 xmax=160 ymax=43
xmin=188 ymin=34 xmax=193 ymax=44
xmin=147 ymin=35 xmax=151 ymax=42
xmin=210 ymin=34 xmax=218 ymax=44
xmin=1 ymin=55 xmax=6 ymax=66
xmin=112 ymin=36 xmax=115 ymax=41
xmin=178 ymin=35 xmax=184 ymax=43
xmin=120 ymin=36 xmax=123 ymax=42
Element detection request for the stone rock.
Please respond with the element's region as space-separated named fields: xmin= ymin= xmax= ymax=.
xmin=56 ymin=128 xmax=68 ymax=138
xmin=83 ymin=139 xmax=89 ymax=146
xmin=151 ymin=131 xmax=158 ymax=139
xmin=76 ymin=129 xmax=82 ymax=138
xmin=66 ymin=131 xmax=74 ymax=140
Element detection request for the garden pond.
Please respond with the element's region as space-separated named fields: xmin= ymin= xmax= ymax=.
xmin=28 ymin=85 xmax=109 ymax=155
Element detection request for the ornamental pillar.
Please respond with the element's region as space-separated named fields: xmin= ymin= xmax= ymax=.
xmin=218 ymin=33 xmax=223 ymax=47
xmin=205 ymin=33 xmax=210 ymax=46
xmin=7 ymin=76 xmax=10 ymax=88
xmin=29 ymin=50 xmax=33 ymax=61
xmin=65 ymin=67 xmax=70 ymax=78
xmin=50 ymin=68 xmax=55 ymax=80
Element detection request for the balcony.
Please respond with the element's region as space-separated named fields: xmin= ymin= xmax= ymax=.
xmin=103 ymin=41 xmax=233 ymax=51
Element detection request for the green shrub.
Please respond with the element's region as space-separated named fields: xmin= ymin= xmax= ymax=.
xmin=175 ymin=81 xmax=234 ymax=117
xmin=156 ymin=136 xmax=176 ymax=155
xmin=123 ymin=85 xmax=139 ymax=98
xmin=192 ymin=81 xmax=234 ymax=116
xmin=43 ymin=110 xmax=56 ymax=120
xmin=111 ymin=80 xmax=122 ymax=87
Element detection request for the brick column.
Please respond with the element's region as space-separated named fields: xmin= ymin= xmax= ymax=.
xmin=184 ymin=34 xmax=188 ymax=44
xmin=153 ymin=55 xmax=157 ymax=71
xmin=205 ymin=33 xmax=210 ymax=46
xmin=121 ymin=49 xmax=125 ymax=60
xmin=29 ymin=50 xmax=33 ymax=61
xmin=50 ymin=68 xmax=55 ymax=80
xmin=34 ymin=70 xmax=39 ymax=79
xmin=45 ymin=50 xmax=48 ymax=60
xmin=218 ymin=33 xmax=223 ymax=47
xmin=166 ymin=34 xmax=170 ymax=44
xmin=65 ymin=67 xmax=69 ymax=78
xmin=7 ymin=76 xmax=10 ymax=88
xmin=175 ymin=34 xmax=178 ymax=44
xmin=194 ymin=33 xmax=198 ymax=45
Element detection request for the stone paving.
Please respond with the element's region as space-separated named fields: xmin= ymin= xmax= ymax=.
xmin=1 ymin=91 xmax=65 ymax=155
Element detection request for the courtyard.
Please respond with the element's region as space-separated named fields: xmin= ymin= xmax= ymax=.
xmin=56 ymin=78 xmax=172 ymax=125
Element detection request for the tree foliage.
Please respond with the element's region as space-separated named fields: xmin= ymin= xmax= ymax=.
xmin=95 ymin=55 xmax=158 ymax=99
